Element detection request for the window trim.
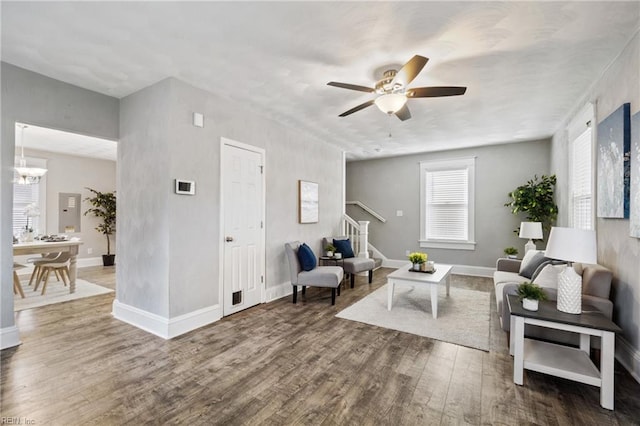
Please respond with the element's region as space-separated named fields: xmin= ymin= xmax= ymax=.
xmin=419 ymin=157 xmax=476 ymax=250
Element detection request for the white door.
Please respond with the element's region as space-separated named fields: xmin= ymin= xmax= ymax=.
xmin=222 ymin=141 xmax=265 ymax=316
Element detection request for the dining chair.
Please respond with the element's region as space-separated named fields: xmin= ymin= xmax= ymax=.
xmin=28 ymin=252 xmax=63 ymax=287
xmin=33 ymin=252 xmax=71 ymax=295
xmin=13 ymin=263 xmax=26 ymax=298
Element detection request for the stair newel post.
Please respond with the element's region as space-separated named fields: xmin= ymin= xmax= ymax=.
xmin=358 ymin=221 xmax=370 ymax=258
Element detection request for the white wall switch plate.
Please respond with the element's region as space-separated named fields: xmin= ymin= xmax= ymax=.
xmin=405 ymin=250 xmax=410 ymax=256
xmin=87 ymin=248 xmax=93 ymax=254
xmin=396 ymin=210 xmax=403 ymax=217
xmin=193 ymin=112 xmax=204 ymax=128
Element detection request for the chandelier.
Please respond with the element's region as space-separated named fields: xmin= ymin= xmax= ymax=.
xmin=15 ymin=124 xmax=47 ymax=184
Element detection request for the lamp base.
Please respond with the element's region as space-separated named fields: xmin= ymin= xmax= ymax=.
xmin=557 ymin=265 xmax=582 ymax=314
xmin=524 ymin=239 xmax=536 ymax=254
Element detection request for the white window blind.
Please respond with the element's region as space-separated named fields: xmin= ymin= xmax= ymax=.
xmin=425 ymin=169 xmax=468 ymax=240
xmin=420 ymin=157 xmax=476 ymax=250
xmin=570 ymin=127 xmax=593 ymax=230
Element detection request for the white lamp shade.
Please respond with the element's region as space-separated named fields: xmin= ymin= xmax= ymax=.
xmin=545 ymin=227 xmax=597 ymax=264
xmin=374 ymin=93 xmax=407 ymax=114
xmin=519 ymin=222 xmax=543 ymax=239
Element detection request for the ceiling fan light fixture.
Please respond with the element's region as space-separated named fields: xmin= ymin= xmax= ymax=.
xmin=374 ymin=93 xmax=407 ymax=114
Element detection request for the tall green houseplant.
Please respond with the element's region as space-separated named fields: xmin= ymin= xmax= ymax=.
xmin=505 ymin=174 xmax=558 ymax=235
xmin=84 ymin=187 xmax=116 ymax=266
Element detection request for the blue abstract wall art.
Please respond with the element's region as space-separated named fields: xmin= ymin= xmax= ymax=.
xmin=631 ymin=110 xmax=640 ymax=237
xmin=597 ymin=103 xmax=630 ymax=219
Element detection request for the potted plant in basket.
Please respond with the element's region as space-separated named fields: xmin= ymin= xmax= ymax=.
xmin=516 ymin=282 xmax=547 ymax=311
xmin=503 ymin=247 xmax=518 ymax=259
xmin=408 ymin=252 xmax=427 ymax=271
xmin=84 ymin=187 xmax=116 ymax=266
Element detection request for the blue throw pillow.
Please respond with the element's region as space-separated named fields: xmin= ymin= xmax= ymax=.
xmin=333 ymin=238 xmax=355 ymax=258
xmin=297 ymin=243 xmax=317 ymax=271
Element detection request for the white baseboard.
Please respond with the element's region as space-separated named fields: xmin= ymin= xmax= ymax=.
xmin=616 ymin=335 xmax=640 ymax=384
xmin=266 ymin=281 xmax=292 ymax=302
xmin=452 ymin=264 xmax=494 ymax=278
xmin=112 ymin=300 xmax=221 ymax=339
xmin=0 ymin=325 xmax=21 ymax=350
xmin=382 ymin=259 xmax=494 ymax=278
xmin=382 ymin=259 xmax=411 ymax=269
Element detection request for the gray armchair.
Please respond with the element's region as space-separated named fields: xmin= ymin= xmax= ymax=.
xmin=322 ymin=237 xmax=374 ymax=288
xmin=284 ymin=241 xmax=344 ymax=305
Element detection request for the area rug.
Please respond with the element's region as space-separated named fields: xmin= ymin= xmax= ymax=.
xmin=336 ymin=284 xmax=491 ymax=351
xmin=14 ymin=279 xmax=114 ymax=311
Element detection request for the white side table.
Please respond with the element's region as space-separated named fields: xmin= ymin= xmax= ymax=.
xmin=507 ymin=294 xmax=622 ymax=410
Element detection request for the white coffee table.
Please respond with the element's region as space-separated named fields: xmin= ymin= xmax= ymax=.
xmin=387 ymin=264 xmax=453 ymax=319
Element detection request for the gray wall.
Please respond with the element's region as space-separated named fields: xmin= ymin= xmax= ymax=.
xmin=1 ymin=63 xmax=119 ymax=339
xmin=346 ymin=139 xmax=551 ymax=267
xmin=551 ymin=31 xmax=640 ymax=376
xmin=118 ymin=77 xmax=344 ymax=319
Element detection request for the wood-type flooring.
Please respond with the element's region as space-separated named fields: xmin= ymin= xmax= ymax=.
xmin=2 ymin=266 xmax=639 ymax=425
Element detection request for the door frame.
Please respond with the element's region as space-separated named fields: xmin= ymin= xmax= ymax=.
xmin=219 ymin=137 xmax=266 ymax=316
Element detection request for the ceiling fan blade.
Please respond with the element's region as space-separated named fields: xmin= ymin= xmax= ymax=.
xmin=327 ymin=82 xmax=375 ymax=93
xmin=338 ymin=100 xmax=375 ymax=117
xmin=395 ymin=104 xmax=411 ymax=121
xmin=407 ymin=86 xmax=467 ymax=98
xmin=392 ymin=55 xmax=429 ymax=87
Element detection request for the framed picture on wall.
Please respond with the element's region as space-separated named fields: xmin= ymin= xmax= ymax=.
xmin=298 ymin=180 xmax=319 ymax=224
xmin=596 ymin=103 xmax=630 ymax=218
xmin=631 ymin=111 xmax=640 ymax=237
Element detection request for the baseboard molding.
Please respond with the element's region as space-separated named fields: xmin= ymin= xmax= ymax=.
xmin=452 ymin=264 xmax=494 ymax=278
xmin=112 ymin=300 xmax=221 ymax=339
xmin=382 ymin=259 xmax=494 ymax=278
xmin=0 ymin=325 xmax=21 ymax=350
xmin=616 ymin=335 xmax=640 ymax=384
xmin=266 ymin=281 xmax=292 ymax=302
xmin=382 ymin=259 xmax=411 ymax=269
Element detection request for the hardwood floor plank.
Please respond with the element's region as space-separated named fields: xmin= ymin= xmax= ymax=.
xmin=2 ymin=266 xmax=640 ymax=425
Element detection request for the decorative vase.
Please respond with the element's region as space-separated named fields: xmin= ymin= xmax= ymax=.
xmin=522 ymin=298 xmax=539 ymax=311
xmin=557 ymin=265 xmax=582 ymax=314
xmin=413 ymin=263 xmax=421 ymax=271
xmin=326 ymin=250 xmax=333 ymax=257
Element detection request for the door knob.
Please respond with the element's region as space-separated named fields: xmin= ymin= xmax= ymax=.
xmin=225 ymin=236 xmax=234 ymax=242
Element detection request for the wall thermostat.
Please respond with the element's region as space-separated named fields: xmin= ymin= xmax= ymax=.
xmin=175 ymin=179 xmax=195 ymax=195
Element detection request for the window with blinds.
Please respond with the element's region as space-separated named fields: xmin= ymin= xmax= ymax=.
xmin=570 ymin=127 xmax=593 ymax=230
xmin=12 ymin=178 xmax=40 ymax=235
xmin=420 ymin=157 xmax=476 ymax=250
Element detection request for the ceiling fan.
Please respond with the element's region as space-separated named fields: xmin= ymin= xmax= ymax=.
xmin=327 ymin=55 xmax=467 ymax=121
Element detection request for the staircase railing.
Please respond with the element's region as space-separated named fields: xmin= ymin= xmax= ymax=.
xmin=345 ymin=201 xmax=386 ymax=223
xmin=341 ymin=214 xmax=370 ymax=258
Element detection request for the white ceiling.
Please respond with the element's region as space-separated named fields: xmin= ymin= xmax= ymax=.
xmin=2 ymin=2 xmax=639 ymax=161
xmin=16 ymin=123 xmax=117 ymax=162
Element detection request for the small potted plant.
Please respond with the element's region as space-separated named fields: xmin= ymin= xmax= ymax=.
xmin=408 ymin=252 xmax=427 ymax=271
xmin=325 ymin=243 xmax=336 ymax=257
xmin=516 ymin=281 xmax=547 ymax=311
xmin=504 ymin=247 xmax=518 ymax=259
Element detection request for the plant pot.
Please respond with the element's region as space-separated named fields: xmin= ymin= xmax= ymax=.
xmin=326 ymin=251 xmax=333 ymax=257
xmin=102 ymin=254 xmax=116 ymax=267
xmin=522 ymin=298 xmax=538 ymax=311
xmin=412 ymin=263 xmax=421 ymax=271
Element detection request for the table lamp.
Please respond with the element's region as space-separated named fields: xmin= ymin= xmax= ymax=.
xmin=519 ymin=222 xmax=543 ymax=254
xmin=544 ymin=227 xmax=597 ymax=314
